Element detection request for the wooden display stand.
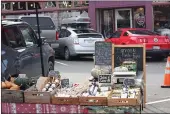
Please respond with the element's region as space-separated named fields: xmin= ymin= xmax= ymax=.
xmin=94 ymin=42 xmax=146 ymax=108
xmin=112 ymin=45 xmax=146 ymax=107
xmin=1 ymin=43 xmax=146 ymax=114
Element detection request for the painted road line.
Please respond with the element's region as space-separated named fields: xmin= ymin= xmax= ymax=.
xmin=146 ymin=98 xmax=170 ymax=105
xmin=55 ymin=61 xmax=69 ymax=66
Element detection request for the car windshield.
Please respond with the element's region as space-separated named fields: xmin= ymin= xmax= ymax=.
xmin=73 ymin=29 xmax=97 ymax=34
xmin=66 ymin=23 xmax=91 ymax=29
xmin=128 ymin=30 xmax=158 ymax=35
xmin=21 ymin=17 xmax=55 ymax=30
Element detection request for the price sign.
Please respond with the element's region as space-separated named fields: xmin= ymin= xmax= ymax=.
xmin=98 ymin=74 xmax=111 ymax=83
xmin=114 ymin=46 xmax=144 ymax=71
xmin=123 ymin=78 xmax=135 ymax=86
xmin=95 ymin=42 xmax=112 ymax=65
xmin=61 ymin=79 xmax=69 ymax=88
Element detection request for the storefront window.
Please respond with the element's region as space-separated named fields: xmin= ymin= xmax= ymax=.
xmin=12 ymin=2 xmax=26 ymax=11
xmin=133 ymin=7 xmax=146 ymax=28
xmin=74 ymin=1 xmax=89 ymax=7
xmin=1 ymin=2 xmax=11 ymax=10
xmin=115 ymin=9 xmax=132 ymax=30
xmin=153 ymin=5 xmax=170 ymax=31
xmin=101 ymin=10 xmax=113 ymax=38
xmin=44 ymin=1 xmax=56 ymax=8
xmin=27 ymin=2 xmax=41 ymax=10
xmin=58 ymin=1 xmax=72 ymax=8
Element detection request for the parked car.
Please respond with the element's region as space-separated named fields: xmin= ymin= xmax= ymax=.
xmin=1 ymin=20 xmax=56 ymax=81
xmin=3 ymin=18 xmax=23 ymax=22
xmin=16 ymin=15 xmax=59 ymax=52
xmin=56 ymin=27 xmax=104 ymax=60
xmin=156 ymin=28 xmax=170 ymax=38
xmin=105 ymin=28 xmax=170 ymax=60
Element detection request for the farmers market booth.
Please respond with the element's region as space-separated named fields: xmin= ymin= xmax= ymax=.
xmin=1 ymin=1 xmax=146 ymax=113
xmin=2 ymin=42 xmax=146 ymax=113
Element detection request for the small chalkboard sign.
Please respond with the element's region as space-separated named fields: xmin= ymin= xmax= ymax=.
xmin=98 ymin=74 xmax=111 ymax=83
xmin=123 ymin=78 xmax=135 ymax=86
xmin=95 ymin=42 xmax=112 ymax=65
xmin=61 ymin=79 xmax=69 ymax=88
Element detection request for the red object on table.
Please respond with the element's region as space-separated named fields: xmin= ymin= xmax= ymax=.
xmin=1 ymin=103 xmax=87 ymax=113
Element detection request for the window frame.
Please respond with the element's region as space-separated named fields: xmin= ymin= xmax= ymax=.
xmin=65 ymin=30 xmax=71 ymax=37
xmin=59 ymin=29 xmax=65 ymax=38
xmin=128 ymin=30 xmax=158 ymax=35
xmin=110 ymin=31 xmax=122 ymax=38
xmin=3 ymin=25 xmax=26 ymax=49
xmin=18 ymin=23 xmax=38 ymax=47
xmin=1 ymin=29 xmax=9 ymax=46
xmin=59 ymin=29 xmax=71 ymax=38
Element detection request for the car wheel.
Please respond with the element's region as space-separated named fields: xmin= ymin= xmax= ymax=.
xmin=48 ymin=61 xmax=54 ymax=71
xmin=64 ymin=47 xmax=71 ymax=60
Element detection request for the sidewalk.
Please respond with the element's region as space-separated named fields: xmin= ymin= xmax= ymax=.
xmin=143 ymin=101 xmax=170 ymax=113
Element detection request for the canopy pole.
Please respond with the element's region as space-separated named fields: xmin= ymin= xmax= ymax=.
xmin=35 ymin=2 xmax=45 ymax=76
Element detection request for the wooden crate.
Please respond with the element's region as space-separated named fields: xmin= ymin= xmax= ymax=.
xmin=2 ymin=89 xmax=24 ymax=103
xmin=24 ymin=84 xmax=51 ymax=104
xmin=24 ymin=76 xmax=60 ymax=104
xmin=107 ymin=88 xmax=141 ymax=106
xmin=24 ymin=91 xmax=51 ymax=104
xmin=107 ymin=98 xmax=139 ymax=106
xmin=51 ymin=96 xmax=79 ymax=105
xmin=79 ymin=97 xmax=107 ymax=106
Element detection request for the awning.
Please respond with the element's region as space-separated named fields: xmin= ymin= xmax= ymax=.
xmin=152 ymin=2 xmax=170 ymax=6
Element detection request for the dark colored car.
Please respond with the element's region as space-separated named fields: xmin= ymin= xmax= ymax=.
xmin=1 ymin=20 xmax=55 ymax=81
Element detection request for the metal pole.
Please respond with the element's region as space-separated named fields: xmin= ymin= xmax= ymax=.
xmin=35 ymin=2 xmax=45 ymax=76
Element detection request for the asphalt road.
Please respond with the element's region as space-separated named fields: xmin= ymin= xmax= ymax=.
xmin=54 ymin=57 xmax=170 ymax=113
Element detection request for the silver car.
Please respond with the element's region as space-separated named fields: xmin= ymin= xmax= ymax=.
xmin=56 ymin=27 xmax=104 ymax=60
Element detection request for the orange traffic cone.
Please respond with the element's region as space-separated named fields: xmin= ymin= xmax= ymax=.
xmin=161 ymin=56 xmax=170 ymax=88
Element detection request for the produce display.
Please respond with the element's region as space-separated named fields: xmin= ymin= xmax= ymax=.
xmin=54 ymin=81 xmax=89 ymax=97
xmin=122 ymin=61 xmax=137 ymax=72
xmin=1 ymin=77 xmax=21 ymax=90
xmin=114 ymin=60 xmax=137 ymax=72
xmin=1 ymin=44 xmax=146 ymax=114
xmin=114 ymin=66 xmax=129 ymax=72
xmin=41 ymin=78 xmax=60 ymax=92
xmin=13 ymin=74 xmax=30 ymax=90
xmin=1 ymin=68 xmax=143 ymax=114
xmin=81 ymin=81 xmax=111 ymax=97
xmin=110 ymin=86 xmax=140 ymax=99
xmin=91 ymin=66 xmax=111 ymax=78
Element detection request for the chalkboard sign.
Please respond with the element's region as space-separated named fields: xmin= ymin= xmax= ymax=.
xmin=123 ymin=78 xmax=135 ymax=86
xmin=114 ymin=46 xmax=144 ymax=71
xmin=61 ymin=79 xmax=69 ymax=88
xmin=98 ymin=74 xmax=111 ymax=83
xmin=95 ymin=42 xmax=112 ymax=65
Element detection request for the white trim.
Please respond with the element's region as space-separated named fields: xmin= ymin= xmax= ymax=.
xmin=146 ymin=98 xmax=170 ymax=105
xmin=115 ymin=8 xmax=132 ymax=30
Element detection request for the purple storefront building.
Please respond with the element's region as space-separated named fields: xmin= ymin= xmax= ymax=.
xmin=88 ymin=1 xmax=153 ymax=35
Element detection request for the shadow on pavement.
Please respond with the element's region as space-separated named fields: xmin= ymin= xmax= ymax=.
xmin=55 ymin=56 xmax=94 ymax=61
xmin=146 ymin=57 xmax=167 ymax=63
